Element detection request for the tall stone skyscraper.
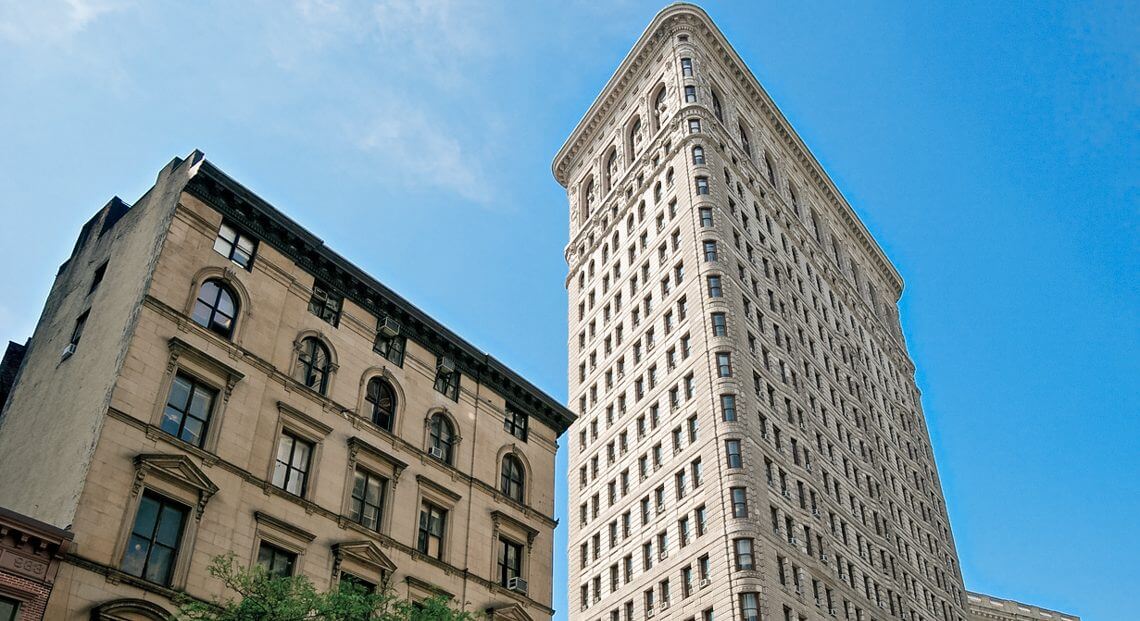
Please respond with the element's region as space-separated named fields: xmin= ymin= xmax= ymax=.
xmin=554 ymin=5 xmax=968 ymax=621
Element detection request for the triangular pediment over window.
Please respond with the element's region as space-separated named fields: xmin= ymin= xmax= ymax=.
xmin=488 ymin=603 xmax=534 ymax=621
xmin=333 ymin=540 xmax=397 ymax=574
xmin=133 ymin=453 xmax=219 ymax=500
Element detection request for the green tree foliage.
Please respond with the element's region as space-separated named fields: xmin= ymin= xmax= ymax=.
xmin=177 ymin=554 xmax=480 ymax=621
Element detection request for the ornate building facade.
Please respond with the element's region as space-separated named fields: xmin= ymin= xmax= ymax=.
xmin=557 ymin=5 xmax=969 ymax=621
xmin=0 ymin=151 xmax=573 ymax=620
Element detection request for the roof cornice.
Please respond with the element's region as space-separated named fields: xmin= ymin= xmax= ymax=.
xmin=551 ymin=2 xmax=904 ymax=295
xmin=182 ymin=158 xmax=575 ymax=436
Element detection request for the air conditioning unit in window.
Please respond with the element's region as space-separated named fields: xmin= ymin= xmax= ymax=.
xmin=61 ymin=343 xmax=76 ymax=360
xmin=656 ymin=501 xmax=665 ymax=513
xmin=428 ymin=446 xmax=445 ymax=460
xmin=820 ymin=553 xmax=829 ymax=562
xmin=660 ymin=601 xmax=670 ymax=611
xmin=781 ymin=489 xmax=790 ymax=498
xmin=437 ymin=356 xmax=456 ymax=375
xmin=658 ymin=549 xmax=668 ymax=560
xmin=379 ymin=316 xmax=401 ymax=337
xmin=789 ymin=536 xmax=799 ymax=546
xmin=699 ymin=578 xmax=710 ymax=589
xmin=507 ymin=577 xmax=528 ymax=595
xmin=646 ymin=607 xmax=655 ymax=619
xmin=812 ymin=508 xmax=821 ymax=518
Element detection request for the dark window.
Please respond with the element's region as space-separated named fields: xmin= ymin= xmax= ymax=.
xmin=433 ymin=359 xmax=460 ymax=401
xmin=680 ymin=57 xmax=693 ymax=77
xmin=161 ymin=373 xmax=216 ymax=447
xmin=213 ymin=223 xmax=256 ymax=269
xmin=712 ymin=90 xmax=724 ymax=122
xmin=295 ymin=337 xmax=331 ymax=395
xmin=417 ymin=503 xmax=447 ymax=559
xmin=366 ymin=377 xmax=397 ymax=432
xmin=692 ymin=145 xmax=705 ymax=165
xmin=349 ymin=469 xmax=387 ymax=532
xmin=373 ymin=332 xmax=406 ymax=366
xmin=0 ymin=596 xmax=17 ymax=621
xmin=739 ymin=125 xmax=752 ymax=156
xmin=498 ymin=537 xmax=524 ymax=587
xmin=688 ymin=118 xmax=701 ymax=134
xmin=703 ymin=240 xmax=718 ymax=262
xmin=340 ymin=573 xmax=376 ymax=594
xmin=272 ymin=431 xmax=313 ymax=496
xmin=89 ymin=261 xmax=108 ymax=294
xmin=707 ymin=275 xmax=722 ymax=298
xmin=711 ymin=312 xmax=727 ymax=336
xmin=429 ymin=414 xmax=455 ymax=464
xmin=501 ymin=455 xmax=525 ymax=502
xmin=70 ymin=310 xmax=89 ymax=347
xmin=257 ymin=541 xmax=297 ymax=577
xmin=191 ymin=279 xmax=238 ymax=338
xmin=695 ymin=176 xmax=710 ymax=195
xmin=684 ymin=85 xmax=697 ymax=103
xmin=699 ymin=207 xmax=712 ymax=227
xmin=307 ymin=282 xmax=342 ymax=326
xmin=726 ymin=439 xmax=743 ymax=468
xmin=121 ymin=492 xmax=187 ymax=586
xmin=504 ymin=406 xmax=529 ymax=441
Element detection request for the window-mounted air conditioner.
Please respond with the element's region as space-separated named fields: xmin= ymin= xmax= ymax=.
xmin=61 ymin=343 xmax=76 ymax=360
xmin=437 ymin=356 xmax=456 ymax=375
xmin=507 ymin=576 xmax=528 ymax=595
xmin=428 ymin=446 xmax=445 ymax=460
xmin=379 ymin=317 xmax=401 ymax=337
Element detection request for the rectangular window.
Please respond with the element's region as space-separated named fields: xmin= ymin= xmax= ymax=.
xmin=720 ymin=394 xmax=736 ymax=421
xmin=349 ymin=468 xmax=387 ymax=532
xmin=716 ymin=352 xmax=732 ymax=377
xmin=695 ymin=177 xmax=710 ymax=195
xmin=272 ymin=431 xmax=313 ymax=496
xmin=707 ymin=275 xmax=722 ymax=297
xmin=699 ymin=207 xmax=713 ymax=227
xmin=69 ymin=310 xmax=89 ymax=347
xmin=703 ymin=240 xmax=718 ymax=262
xmin=688 ymin=118 xmax=701 ymax=133
xmin=498 ymin=537 xmax=524 ymax=587
xmin=681 ymin=57 xmax=693 ymax=76
xmin=257 ymin=541 xmax=297 ymax=577
xmin=726 ymin=439 xmax=743 ymax=468
xmin=0 ymin=597 xmax=17 ymax=621
xmin=739 ymin=592 xmax=761 ymax=621
xmin=120 ymin=492 xmax=187 ymax=586
xmin=213 ymin=222 xmax=257 ymax=269
xmin=733 ymin=538 xmax=754 ymax=570
xmin=161 ymin=373 xmax=217 ymax=447
xmin=685 ymin=85 xmax=697 ymax=103
xmin=504 ymin=406 xmax=529 ymax=441
xmin=373 ymin=331 xmax=406 ymax=366
xmin=730 ymin=487 xmax=748 ymax=517
xmin=417 ymin=503 xmax=447 ymax=559
xmin=711 ymin=312 xmax=727 ymax=336
xmin=308 ymin=282 xmax=342 ymax=326
xmin=89 ymin=260 xmax=108 ymax=294
xmin=433 ymin=358 xmax=460 ymax=401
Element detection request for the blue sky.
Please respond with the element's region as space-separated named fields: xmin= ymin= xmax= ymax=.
xmin=0 ymin=1 xmax=1135 ymax=619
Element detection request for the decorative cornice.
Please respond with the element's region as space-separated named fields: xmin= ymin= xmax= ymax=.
xmin=181 ymin=160 xmax=575 ymax=436
xmin=254 ymin=510 xmax=317 ymax=543
xmin=551 ymin=2 xmax=904 ymax=295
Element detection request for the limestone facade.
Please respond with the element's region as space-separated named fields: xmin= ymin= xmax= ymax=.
xmin=0 ymin=151 xmax=573 ymax=620
xmin=557 ymin=5 xmax=968 ymax=621
xmin=966 ymin=592 xmax=1079 ymax=621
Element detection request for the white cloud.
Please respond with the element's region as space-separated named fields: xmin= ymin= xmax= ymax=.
xmin=353 ymin=103 xmax=494 ymax=206
xmin=0 ymin=0 xmax=130 ymax=46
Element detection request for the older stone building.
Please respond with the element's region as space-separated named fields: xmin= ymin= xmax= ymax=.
xmin=557 ymin=4 xmax=969 ymax=621
xmin=0 ymin=151 xmax=573 ymax=620
xmin=966 ymin=592 xmax=1079 ymax=621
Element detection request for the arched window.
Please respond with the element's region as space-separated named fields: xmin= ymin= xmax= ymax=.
xmin=739 ymin=124 xmax=752 ymax=157
xmin=764 ymin=153 xmax=777 ymax=186
xmin=628 ymin=117 xmax=643 ymax=158
xmin=366 ymin=377 xmax=397 ymax=432
xmin=653 ymin=85 xmax=668 ymax=129
xmin=191 ymin=279 xmax=237 ymax=338
xmin=692 ymin=145 xmax=705 ymax=165
xmin=429 ymin=413 xmax=455 ymax=465
xmin=501 ymin=454 xmax=525 ymax=502
xmin=296 ymin=337 xmax=331 ymax=395
xmin=711 ymin=90 xmax=724 ymax=122
xmin=605 ymin=149 xmax=619 ymax=192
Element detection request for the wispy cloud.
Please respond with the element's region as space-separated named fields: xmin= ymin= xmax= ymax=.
xmin=0 ymin=0 xmax=130 ymax=46
xmin=353 ymin=102 xmax=494 ymax=206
